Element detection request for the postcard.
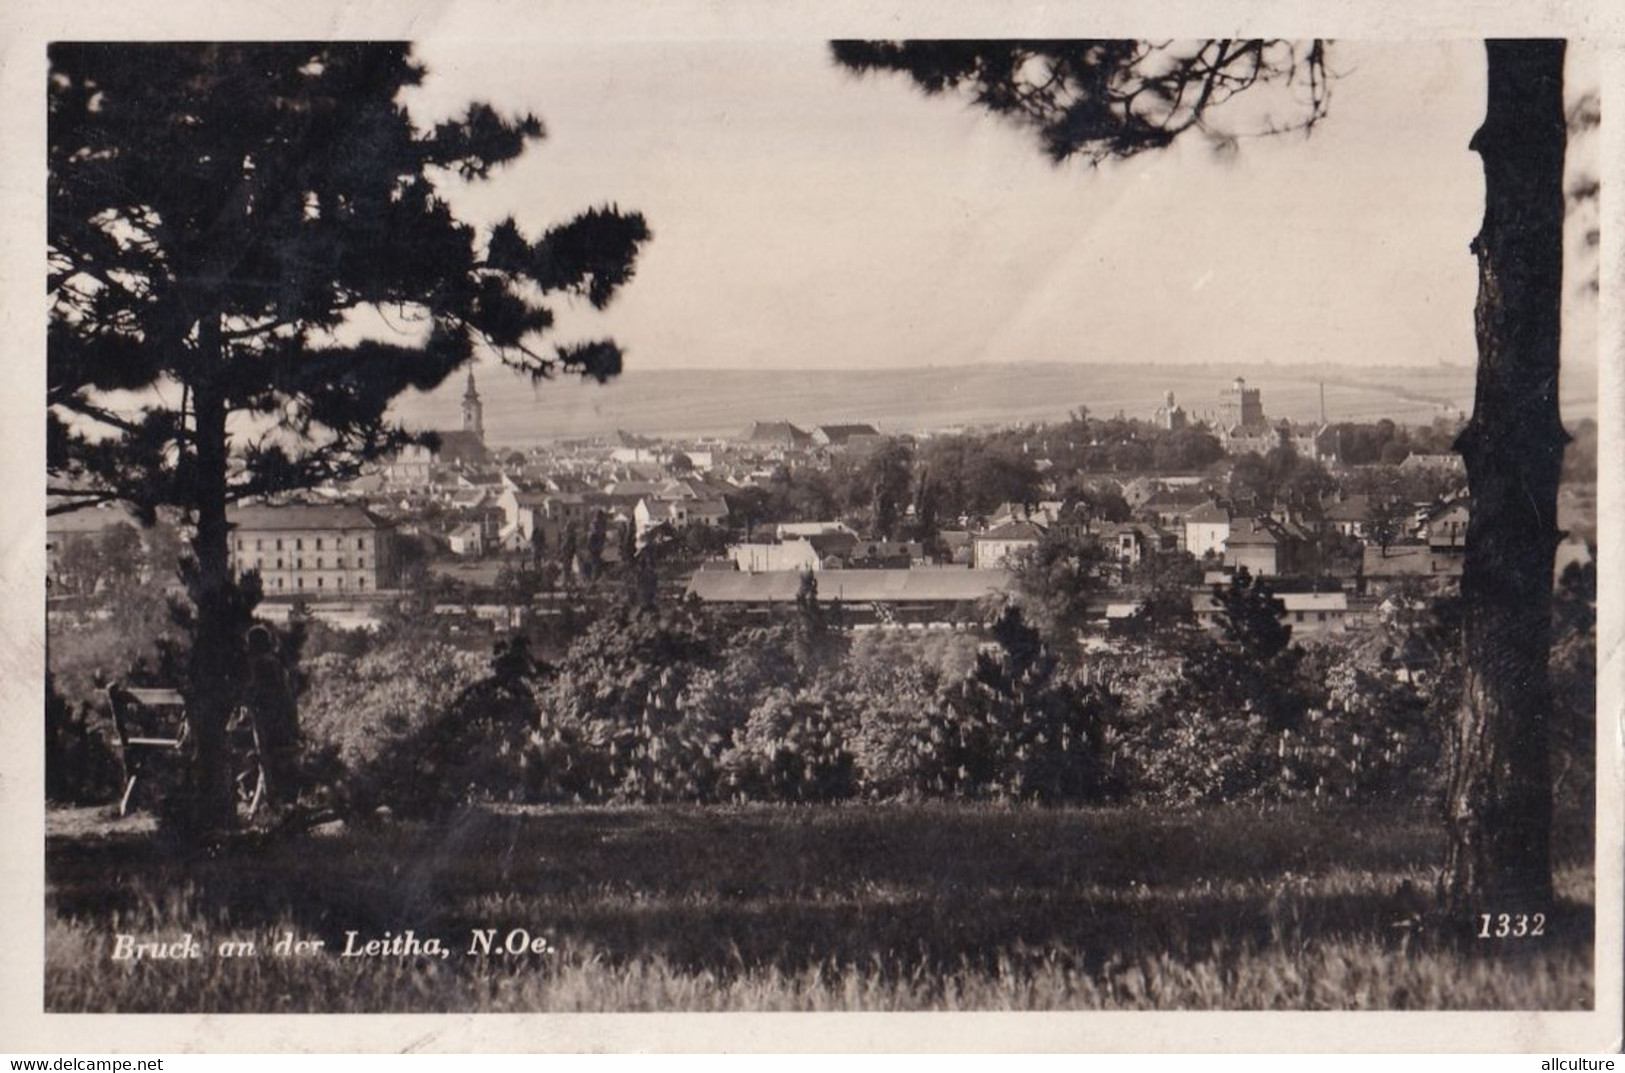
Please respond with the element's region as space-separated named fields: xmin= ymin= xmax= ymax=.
xmin=3 ymin=0 xmax=1621 ymax=1055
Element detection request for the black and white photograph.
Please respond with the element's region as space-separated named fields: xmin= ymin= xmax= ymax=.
xmin=5 ymin=0 xmax=1622 ymax=1054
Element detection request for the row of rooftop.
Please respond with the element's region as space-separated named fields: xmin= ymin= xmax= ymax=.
xmin=51 ymin=372 xmax=1552 ymax=617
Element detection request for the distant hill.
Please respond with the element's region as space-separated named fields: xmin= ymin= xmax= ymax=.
xmin=389 ymin=362 xmax=1598 ymax=447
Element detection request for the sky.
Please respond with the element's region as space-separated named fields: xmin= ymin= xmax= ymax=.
xmin=393 ymin=38 xmax=1599 ymax=383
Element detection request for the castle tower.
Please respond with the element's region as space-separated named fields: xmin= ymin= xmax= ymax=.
xmin=461 ymin=369 xmax=484 ymax=440
xmin=1221 ymin=376 xmax=1265 ymax=429
xmin=1154 ymin=390 xmax=1187 ymax=431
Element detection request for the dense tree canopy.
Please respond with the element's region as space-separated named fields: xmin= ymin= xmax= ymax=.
xmin=916 ymin=435 xmax=1043 ymax=522
xmin=49 ymin=42 xmax=650 ymax=518
xmin=1009 ymin=528 xmax=1110 ymax=644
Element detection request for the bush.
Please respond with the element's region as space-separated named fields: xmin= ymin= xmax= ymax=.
xmin=299 ymin=640 xmax=487 ymax=812
xmin=847 ymin=608 xmax=1116 ymax=803
xmin=280 ymin=585 xmax=1462 ymax=813
xmin=368 ymin=674 xmax=545 ymax=818
xmin=845 ymin=660 xmax=951 ymax=800
xmin=45 ymin=672 xmax=123 ymax=805
xmin=1108 ymin=643 xmax=1443 ymax=807
xmin=1111 ymin=702 xmax=1282 ymax=807
xmin=720 ymin=686 xmax=856 ymax=802
xmin=531 ymin=604 xmax=728 ymax=803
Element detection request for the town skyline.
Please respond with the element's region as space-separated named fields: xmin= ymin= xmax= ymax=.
xmin=393 ymin=358 xmax=1598 ymax=448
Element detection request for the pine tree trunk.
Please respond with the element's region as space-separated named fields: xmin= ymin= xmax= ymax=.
xmin=1444 ymin=40 xmax=1567 ymax=920
xmin=181 ymin=315 xmax=241 ymax=838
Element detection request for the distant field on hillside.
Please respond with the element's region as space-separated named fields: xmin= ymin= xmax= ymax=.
xmin=389 ymin=362 xmax=1598 ymax=445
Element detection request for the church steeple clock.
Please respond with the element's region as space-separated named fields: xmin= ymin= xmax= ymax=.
xmin=461 ymin=369 xmax=484 ymax=440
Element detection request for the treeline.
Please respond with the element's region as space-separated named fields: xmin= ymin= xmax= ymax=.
xmin=723 ymin=435 xmax=1049 ymax=541
xmin=709 ymin=407 xmax=1575 ymax=543
xmin=48 ymin=555 xmax=1596 ymax=822
xmin=271 ymin=565 xmax=1581 ymax=818
xmin=719 ymin=417 xmax=1220 ymax=542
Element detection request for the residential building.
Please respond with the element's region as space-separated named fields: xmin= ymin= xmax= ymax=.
xmin=1222 ymin=516 xmax=1306 ymax=577
xmin=1222 ymin=422 xmax=1288 ymax=458
xmin=846 ymin=540 xmax=927 ymax=568
xmin=1095 ymin=523 xmax=1174 ymax=567
xmin=973 ymin=520 xmax=1044 ymax=569
xmin=727 ymin=539 xmax=824 ymax=574
xmin=1120 ymin=477 xmax=1158 ymax=510
xmin=1424 ymin=502 xmax=1469 ymax=553
xmin=1323 ymin=495 xmax=1373 ymax=540
xmin=446 ymin=523 xmax=484 ymax=557
xmin=1278 ymin=591 xmax=1350 ymax=635
xmin=776 ymin=521 xmax=856 ymax=541
xmin=46 ymin=503 xmax=148 ymax=594
xmin=1192 ymin=589 xmax=1349 ymax=637
xmin=228 ymin=503 xmax=396 ymax=596
xmin=609 ymin=431 xmax=660 ymax=465
xmin=989 ymin=500 xmax=1066 ymax=529
xmin=1288 ymin=424 xmax=1331 ymax=462
xmin=739 ymin=420 xmax=814 ymax=449
xmin=634 ymin=496 xmax=730 ymax=539
xmin=495 ymin=489 xmax=552 ymax=544
xmin=1361 ymin=543 xmax=1465 ymax=586
xmin=1141 ymin=487 xmax=1211 ymax=529
xmin=1400 ymin=452 xmax=1467 ymax=478
xmin=938 ymin=529 xmax=973 ymax=566
xmin=1182 ymin=501 xmax=1231 ymax=558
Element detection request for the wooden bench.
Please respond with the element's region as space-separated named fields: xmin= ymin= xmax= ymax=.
xmin=105 ymin=686 xmax=187 ymax=816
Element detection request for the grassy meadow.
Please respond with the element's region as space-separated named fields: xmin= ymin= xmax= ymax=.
xmin=45 ymin=802 xmax=1593 ymax=1012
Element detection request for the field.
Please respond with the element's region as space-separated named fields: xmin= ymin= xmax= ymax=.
xmin=45 ymin=802 xmax=1594 ymax=1013
xmin=392 ymin=363 xmax=1497 ymax=444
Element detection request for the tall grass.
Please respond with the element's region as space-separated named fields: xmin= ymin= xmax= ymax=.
xmin=45 ymin=802 xmax=1593 ymax=1012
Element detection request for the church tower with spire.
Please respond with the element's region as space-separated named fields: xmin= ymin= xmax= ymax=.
xmin=461 ymin=369 xmax=485 ymax=441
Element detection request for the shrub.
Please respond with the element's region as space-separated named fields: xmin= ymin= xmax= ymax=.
xmin=720 ymin=686 xmax=856 ymax=802
xmin=1108 ymin=642 xmax=1443 ymax=807
xmin=532 ymin=604 xmax=726 ymax=802
xmin=45 ymin=672 xmax=123 ymax=804
xmin=845 ymin=659 xmax=950 ymax=800
xmin=299 ymin=640 xmax=487 ymax=811
xmin=850 ymin=607 xmax=1117 ymax=804
xmin=368 ymin=674 xmax=545 ymax=817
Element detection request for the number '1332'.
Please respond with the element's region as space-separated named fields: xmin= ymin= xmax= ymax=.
xmin=1477 ymin=912 xmax=1546 ymax=938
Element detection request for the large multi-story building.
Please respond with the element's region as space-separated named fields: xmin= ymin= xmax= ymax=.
xmin=228 ymin=503 xmax=396 ymax=596
xmin=1220 ymin=377 xmax=1266 ymax=430
xmin=1152 ymin=391 xmax=1189 ymax=431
